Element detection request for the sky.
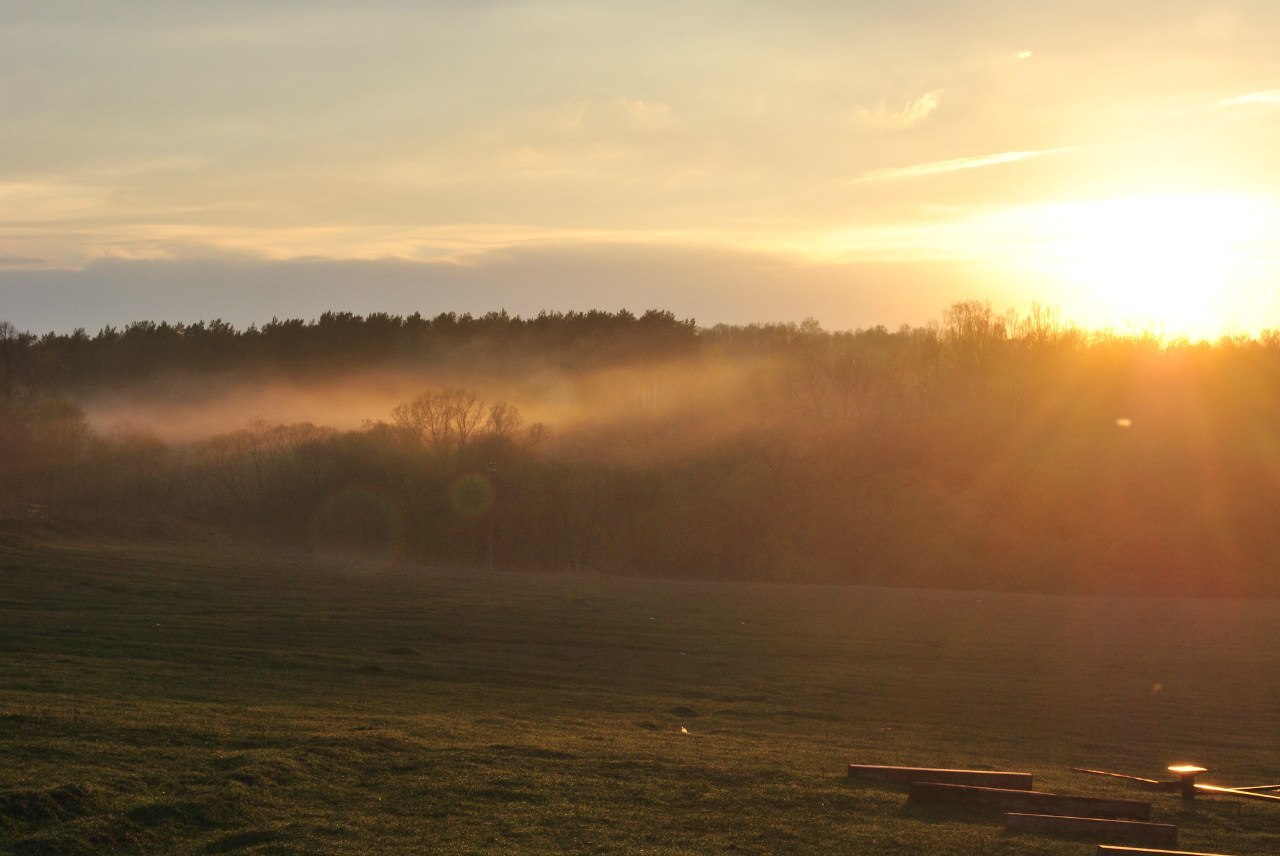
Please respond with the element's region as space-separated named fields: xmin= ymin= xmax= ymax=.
xmin=3 ymin=1 xmax=1280 ymax=336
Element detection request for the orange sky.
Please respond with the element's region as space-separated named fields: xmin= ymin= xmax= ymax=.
xmin=3 ymin=2 xmax=1280 ymax=336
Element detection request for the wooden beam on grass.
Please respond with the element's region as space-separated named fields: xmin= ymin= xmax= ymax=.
xmin=847 ymin=764 xmax=1032 ymax=789
xmin=909 ymin=782 xmax=1152 ymax=820
xmin=1004 ymin=813 xmax=1177 ymax=847
xmin=1073 ymin=768 xmax=1177 ymax=791
xmin=1227 ymin=783 xmax=1280 ymax=792
xmin=1097 ymin=846 xmax=1235 ymax=855
xmin=1194 ymin=783 xmax=1280 ymax=804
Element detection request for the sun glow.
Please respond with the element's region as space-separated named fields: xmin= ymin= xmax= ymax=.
xmin=1020 ymin=194 xmax=1279 ymax=339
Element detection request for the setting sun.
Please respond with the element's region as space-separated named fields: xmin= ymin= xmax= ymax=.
xmin=1014 ymin=194 xmax=1279 ymax=339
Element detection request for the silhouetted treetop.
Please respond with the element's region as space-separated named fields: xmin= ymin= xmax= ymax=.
xmin=18 ymin=308 xmax=701 ymax=389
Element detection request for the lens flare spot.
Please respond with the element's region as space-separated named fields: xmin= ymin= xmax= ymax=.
xmin=450 ymin=473 xmax=495 ymax=519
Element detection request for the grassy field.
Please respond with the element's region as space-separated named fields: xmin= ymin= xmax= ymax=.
xmin=2 ymin=533 xmax=1279 ymax=854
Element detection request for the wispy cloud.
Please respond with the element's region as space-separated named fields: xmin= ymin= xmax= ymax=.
xmin=853 ymin=148 xmax=1071 ymax=183
xmin=856 ymin=90 xmax=943 ymax=131
xmin=1217 ymin=89 xmax=1280 ymax=108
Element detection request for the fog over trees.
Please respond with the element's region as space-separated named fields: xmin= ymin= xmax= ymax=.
xmin=3 ymin=303 xmax=1280 ymax=596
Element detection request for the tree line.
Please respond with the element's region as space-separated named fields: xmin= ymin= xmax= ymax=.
xmin=1 ymin=309 xmax=698 ymax=394
xmin=4 ymin=302 xmax=1280 ymax=596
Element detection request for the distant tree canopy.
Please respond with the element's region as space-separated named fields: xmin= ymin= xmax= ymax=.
xmin=5 ymin=301 xmax=1280 ymax=597
xmin=15 ymin=309 xmax=700 ymax=390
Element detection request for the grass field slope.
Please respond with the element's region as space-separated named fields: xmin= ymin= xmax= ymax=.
xmin=3 ymin=534 xmax=1279 ymax=854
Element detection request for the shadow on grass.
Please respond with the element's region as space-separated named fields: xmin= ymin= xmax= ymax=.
xmin=0 ymin=784 xmax=99 ymax=830
xmin=899 ymin=799 xmax=1005 ymax=825
xmin=201 ymin=828 xmax=283 ymax=853
xmin=125 ymin=795 xmax=240 ymax=831
xmin=10 ymin=816 xmax=143 ymax=855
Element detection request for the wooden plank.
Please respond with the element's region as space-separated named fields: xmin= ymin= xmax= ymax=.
xmin=909 ymin=782 xmax=1152 ymax=820
xmin=1195 ymin=783 xmax=1280 ymax=804
xmin=1098 ymin=846 xmax=1235 ymax=855
xmin=1074 ymin=768 xmax=1176 ymax=791
xmin=847 ymin=764 xmax=1032 ymax=789
xmin=1004 ymin=813 xmax=1177 ymax=847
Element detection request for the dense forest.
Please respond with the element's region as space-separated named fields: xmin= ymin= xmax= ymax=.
xmin=3 ymin=303 xmax=1280 ymax=596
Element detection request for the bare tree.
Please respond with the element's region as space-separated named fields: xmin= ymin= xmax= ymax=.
xmin=391 ymin=388 xmax=487 ymax=451
xmin=391 ymin=391 xmax=453 ymax=448
xmin=486 ymin=401 xmax=524 ymax=439
xmin=943 ymin=300 xmax=1006 ymax=382
xmin=0 ymin=321 xmax=23 ymax=404
xmin=445 ymin=389 xmax=485 ymax=448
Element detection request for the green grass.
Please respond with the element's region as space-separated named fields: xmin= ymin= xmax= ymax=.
xmin=2 ymin=533 xmax=1279 ymax=854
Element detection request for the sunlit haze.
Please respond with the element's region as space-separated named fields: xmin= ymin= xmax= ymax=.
xmin=4 ymin=2 xmax=1280 ymax=336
